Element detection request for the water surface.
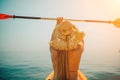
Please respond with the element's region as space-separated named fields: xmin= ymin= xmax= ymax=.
xmin=0 ymin=51 xmax=120 ymax=80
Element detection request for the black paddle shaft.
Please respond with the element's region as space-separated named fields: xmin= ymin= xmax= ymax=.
xmin=13 ymin=15 xmax=42 ymax=20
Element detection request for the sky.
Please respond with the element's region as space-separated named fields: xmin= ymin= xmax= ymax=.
xmin=0 ymin=0 xmax=120 ymax=57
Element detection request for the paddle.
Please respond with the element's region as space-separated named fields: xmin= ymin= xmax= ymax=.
xmin=0 ymin=13 xmax=120 ymax=28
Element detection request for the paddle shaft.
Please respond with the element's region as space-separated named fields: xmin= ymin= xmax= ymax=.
xmin=13 ymin=15 xmax=112 ymax=24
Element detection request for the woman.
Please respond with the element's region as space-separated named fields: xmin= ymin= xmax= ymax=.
xmin=46 ymin=17 xmax=87 ymax=80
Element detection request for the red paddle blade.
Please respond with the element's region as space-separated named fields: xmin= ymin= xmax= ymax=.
xmin=0 ymin=14 xmax=13 ymax=20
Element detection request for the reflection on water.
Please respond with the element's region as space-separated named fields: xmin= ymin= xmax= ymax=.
xmin=0 ymin=51 xmax=120 ymax=80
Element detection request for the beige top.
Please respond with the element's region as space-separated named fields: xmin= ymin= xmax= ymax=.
xmin=49 ymin=21 xmax=85 ymax=50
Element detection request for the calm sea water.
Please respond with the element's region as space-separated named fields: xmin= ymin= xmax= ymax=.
xmin=0 ymin=51 xmax=120 ymax=80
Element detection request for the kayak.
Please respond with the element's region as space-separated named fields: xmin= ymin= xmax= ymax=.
xmin=45 ymin=70 xmax=87 ymax=80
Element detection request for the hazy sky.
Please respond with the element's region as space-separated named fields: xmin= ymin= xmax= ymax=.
xmin=0 ymin=0 xmax=120 ymax=56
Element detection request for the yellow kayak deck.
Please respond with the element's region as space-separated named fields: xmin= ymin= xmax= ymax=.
xmin=45 ymin=70 xmax=87 ymax=80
